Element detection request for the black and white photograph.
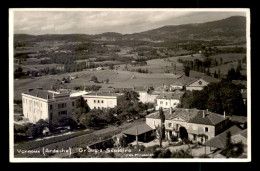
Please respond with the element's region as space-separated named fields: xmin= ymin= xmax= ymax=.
xmin=9 ymin=8 xmax=251 ymax=162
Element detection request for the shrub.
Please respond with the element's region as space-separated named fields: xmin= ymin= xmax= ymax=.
xmin=170 ymin=135 xmax=178 ymax=142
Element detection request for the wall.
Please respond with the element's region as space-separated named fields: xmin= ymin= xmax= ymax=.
xmin=156 ymin=99 xmax=180 ymax=110
xmin=186 ymin=79 xmax=209 ymax=91
xmin=84 ymin=96 xmax=118 ymax=109
xmin=22 ymin=93 xmax=76 ymax=124
xmin=22 ymin=94 xmax=49 ymax=124
xmin=138 ymin=92 xmax=158 ymax=104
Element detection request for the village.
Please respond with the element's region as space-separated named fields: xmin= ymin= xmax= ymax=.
xmin=13 ymin=70 xmax=248 ymax=158
xmin=11 ymin=12 xmax=248 ymax=159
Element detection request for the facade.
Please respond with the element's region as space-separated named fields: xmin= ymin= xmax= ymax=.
xmin=186 ymin=75 xmax=219 ymax=91
xmin=82 ymin=92 xmax=123 ymax=110
xmin=138 ymin=91 xmax=159 ymax=104
xmin=22 ymin=88 xmax=76 ymax=124
xmin=170 ymin=82 xmax=184 ymax=91
xmin=146 ymin=108 xmax=229 ymax=143
xmin=155 ymin=92 xmax=184 ymax=110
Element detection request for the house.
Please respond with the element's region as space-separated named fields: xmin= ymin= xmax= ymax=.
xmin=204 ymin=125 xmax=247 ymax=152
xmin=82 ymin=92 xmax=123 ymax=110
xmin=133 ymin=86 xmax=160 ymax=104
xmin=146 ymin=108 xmax=230 ymax=143
xmin=22 ymin=88 xmax=76 ymax=124
xmin=185 ymin=75 xmax=219 ymax=91
xmin=155 ymin=92 xmax=184 ymax=110
xmin=122 ymin=123 xmax=155 ymax=144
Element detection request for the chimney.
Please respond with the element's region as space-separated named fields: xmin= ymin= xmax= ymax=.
xmin=224 ymin=111 xmax=226 ymax=118
xmin=170 ymin=107 xmax=172 ymax=114
xmin=203 ymin=110 xmax=205 ymax=118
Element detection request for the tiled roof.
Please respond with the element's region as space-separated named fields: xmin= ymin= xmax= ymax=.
xmin=146 ymin=108 xmax=227 ymax=126
xmin=231 ymin=115 xmax=247 ymax=124
xmin=204 ymin=125 xmax=243 ymax=149
xmin=122 ymin=123 xmax=154 ymax=136
xmin=171 ymin=82 xmax=184 ymax=86
xmin=99 ymin=87 xmax=116 ymax=93
xmin=156 ymin=92 xmax=184 ymax=100
xmin=186 ymin=75 xmax=219 ymax=86
xmin=23 ymin=89 xmax=54 ymax=100
xmin=201 ymin=75 xmax=220 ymax=83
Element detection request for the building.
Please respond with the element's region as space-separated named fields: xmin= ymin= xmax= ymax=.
xmin=170 ymin=82 xmax=184 ymax=91
xmin=133 ymin=86 xmax=160 ymax=104
xmin=146 ymin=108 xmax=230 ymax=143
xmin=22 ymin=88 xmax=76 ymax=124
xmin=82 ymin=92 xmax=123 ymax=110
xmin=185 ymin=75 xmax=219 ymax=91
xmin=155 ymin=92 xmax=184 ymax=110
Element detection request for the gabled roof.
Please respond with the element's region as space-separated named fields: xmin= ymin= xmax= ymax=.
xmin=122 ymin=123 xmax=154 ymax=136
xmin=186 ymin=75 xmax=219 ymax=86
xmin=201 ymin=75 xmax=219 ymax=83
xmin=146 ymin=108 xmax=228 ymax=126
xmin=204 ymin=125 xmax=244 ymax=149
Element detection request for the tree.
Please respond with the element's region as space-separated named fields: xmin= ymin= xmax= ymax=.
xmin=14 ymin=66 xmax=25 ymax=79
xmin=26 ymin=119 xmax=49 ymax=138
xmin=155 ymin=108 xmax=165 ymax=147
xmin=183 ymin=65 xmax=190 ymax=77
xmin=179 ymin=80 xmax=246 ymax=116
xmin=58 ymin=116 xmax=77 ymax=130
xmin=90 ymin=76 xmax=98 ymax=83
xmin=213 ymin=70 xmax=218 ymax=78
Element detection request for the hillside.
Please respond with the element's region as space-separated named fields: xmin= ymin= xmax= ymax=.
xmin=14 ymin=16 xmax=246 ymax=43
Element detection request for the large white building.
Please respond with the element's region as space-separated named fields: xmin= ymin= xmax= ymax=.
xmin=82 ymin=92 xmax=123 ymax=110
xmin=22 ymin=88 xmax=76 ymax=124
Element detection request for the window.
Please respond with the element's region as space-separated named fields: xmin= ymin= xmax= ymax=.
xmin=205 ymin=127 xmax=209 ymax=132
xmin=50 ymin=105 xmax=53 ymax=110
xmin=59 ymin=110 xmax=67 ymax=115
xmin=72 ymin=102 xmax=75 ymax=107
xmin=193 ymin=134 xmax=197 ymax=141
xmin=94 ymin=100 xmax=96 ymax=103
xmin=198 ymin=81 xmax=202 ymax=85
xmin=168 ymin=123 xmax=172 ymax=127
xmin=98 ymin=100 xmax=100 ymax=103
xmin=101 ymin=100 xmax=104 ymax=103
xmin=50 ymin=113 xmax=53 ymax=121
xmin=160 ymin=101 xmax=163 ymax=104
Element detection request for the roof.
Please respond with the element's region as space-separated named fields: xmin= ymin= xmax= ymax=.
xmin=186 ymin=75 xmax=219 ymax=86
xmin=98 ymin=87 xmax=116 ymax=93
xmin=23 ymin=89 xmax=55 ymax=100
xmin=122 ymin=123 xmax=154 ymax=136
xmin=84 ymin=92 xmax=122 ymax=97
xmin=231 ymin=115 xmax=247 ymax=124
xmin=171 ymin=82 xmax=184 ymax=86
xmin=70 ymin=91 xmax=89 ymax=97
xmin=146 ymin=108 xmax=228 ymax=126
xmin=204 ymin=125 xmax=244 ymax=149
xmin=156 ymin=92 xmax=184 ymax=100
xmin=201 ymin=75 xmax=219 ymax=83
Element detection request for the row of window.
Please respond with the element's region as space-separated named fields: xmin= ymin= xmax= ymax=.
xmin=159 ymin=101 xmax=177 ymax=106
xmin=167 ymin=123 xmax=209 ymax=132
xmin=94 ymin=100 xmax=104 ymax=104
xmin=50 ymin=102 xmax=75 ymax=110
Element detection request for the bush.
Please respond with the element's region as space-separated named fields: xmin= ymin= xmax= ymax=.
xmin=170 ymin=135 xmax=178 ymax=142
xmin=58 ymin=116 xmax=77 ymax=130
xmin=171 ymin=149 xmax=193 ymax=158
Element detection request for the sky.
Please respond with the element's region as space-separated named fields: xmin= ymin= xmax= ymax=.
xmin=12 ymin=10 xmax=247 ymax=35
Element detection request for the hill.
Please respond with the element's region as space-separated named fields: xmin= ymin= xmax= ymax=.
xmin=14 ymin=16 xmax=246 ymax=43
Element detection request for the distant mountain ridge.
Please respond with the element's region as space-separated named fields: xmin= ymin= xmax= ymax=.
xmin=14 ymin=16 xmax=246 ymax=43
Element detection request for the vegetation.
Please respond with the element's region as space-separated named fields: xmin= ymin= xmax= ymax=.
xmin=179 ymin=80 xmax=246 ymax=116
xmin=155 ymin=108 xmax=165 ymax=147
xmin=220 ymin=131 xmax=244 ymax=158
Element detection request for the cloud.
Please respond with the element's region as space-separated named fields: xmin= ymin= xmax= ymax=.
xmin=12 ymin=10 xmax=246 ymax=35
